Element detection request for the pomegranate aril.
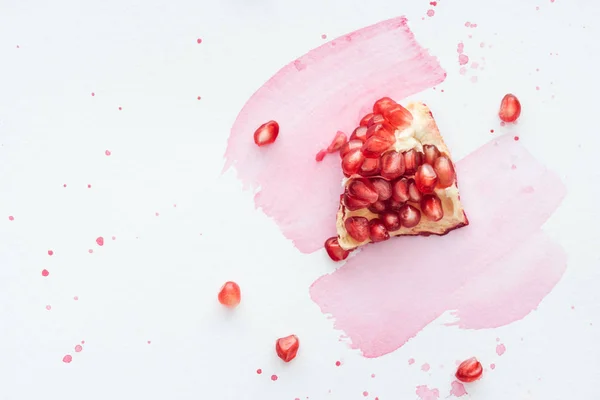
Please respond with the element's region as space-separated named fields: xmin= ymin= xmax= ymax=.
xmin=276 ymin=335 xmax=300 ymax=363
xmin=340 ymin=140 xmax=363 ymax=159
xmin=324 ymin=237 xmax=350 ymax=261
xmin=367 ymin=114 xmax=385 ymax=127
xmin=381 ymin=211 xmax=401 ymax=231
xmin=218 ymin=281 xmax=241 ymax=308
xmin=433 ymin=156 xmax=456 ymax=188
xmin=423 ymin=144 xmax=440 ymax=165
xmin=350 ymin=126 xmax=368 ymax=142
xmin=386 ymin=198 xmax=404 ymax=211
xmin=253 ymin=120 xmax=279 ymax=146
xmin=392 ymin=178 xmax=410 ymax=203
xmin=407 ymin=179 xmax=422 ymax=202
xmin=403 ymin=149 xmax=423 ymax=175
xmin=327 ymin=131 xmax=348 ymax=153
xmin=398 ymin=204 xmax=421 ymax=228
xmin=343 ymin=193 xmax=371 ymax=211
xmin=455 ymin=357 xmax=483 ymax=383
xmin=344 ymin=216 xmax=370 ymax=242
xmin=421 ymin=194 xmax=444 ymax=221
xmin=360 ymin=113 xmax=374 ymax=127
xmin=368 ymin=219 xmax=390 ymax=242
xmin=383 ymin=105 xmax=413 ymax=129
xmin=348 ymin=178 xmax=379 ymax=203
xmin=342 ymin=148 xmax=366 ymax=176
xmin=370 ymin=178 xmax=392 ymax=201
xmin=380 ymin=151 xmax=405 ymax=180
xmin=498 ymin=93 xmax=521 ymax=123
xmin=368 ymin=200 xmax=387 ymax=214
xmin=362 ymin=133 xmax=395 ymax=158
xmin=414 ymin=164 xmax=438 ymax=194
xmin=373 ymin=97 xmax=398 ymax=115
xmin=359 ymin=157 xmax=380 ymax=177
xmin=315 ymin=149 xmax=327 ymax=162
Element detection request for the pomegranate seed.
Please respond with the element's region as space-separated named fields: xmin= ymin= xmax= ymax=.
xmin=368 ymin=219 xmax=390 ymax=242
xmin=373 ymin=97 xmax=398 ymax=115
xmin=348 ymin=178 xmax=379 ymax=203
xmin=218 ymin=281 xmax=241 ymax=307
xmin=253 ymin=120 xmax=279 ymax=146
xmin=327 ymin=131 xmax=348 ymax=153
xmin=340 ymin=140 xmax=363 ymax=159
xmin=423 ymin=145 xmax=440 ymax=165
xmin=392 ymin=178 xmax=410 ymax=203
xmin=362 ymin=133 xmax=395 ymax=158
xmin=380 ymin=151 xmax=405 ymax=180
xmin=367 ymin=114 xmax=385 ymax=127
xmin=344 ymin=216 xmax=370 ymax=242
xmin=383 ymin=105 xmax=413 ymax=129
xmin=414 ymin=164 xmax=438 ymax=194
xmin=370 ymin=178 xmax=392 ymax=201
xmin=455 ymin=357 xmax=483 ymax=383
xmin=421 ymin=194 xmax=444 ymax=221
xmin=386 ymin=198 xmax=404 ymax=211
xmin=368 ymin=200 xmax=387 ymax=214
xmin=276 ymin=334 xmax=300 ymax=363
xmin=408 ymin=179 xmax=422 ymax=202
xmin=315 ymin=149 xmax=327 ymax=162
xmin=398 ymin=204 xmax=421 ymax=228
xmin=324 ymin=237 xmax=350 ymax=261
xmin=359 ymin=157 xmax=380 ymax=177
xmin=365 ymin=123 xmax=384 ymax=139
xmin=403 ymin=149 xmax=423 ymax=175
xmin=433 ymin=156 xmax=456 ymax=188
xmin=343 ymin=193 xmax=371 ymax=211
xmin=342 ymin=149 xmax=366 ymax=176
xmin=498 ymin=93 xmax=521 ymax=123
xmin=360 ymin=113 xmax=374 ymax=127
xmin=381 ymin=211 xmax=401 ymax=231
xmin=350 ymin=126 xmax=368 ymax=142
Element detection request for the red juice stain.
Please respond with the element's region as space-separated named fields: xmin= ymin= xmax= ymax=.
xmin=490 ymin=129 xmax=495 ymax=133
xmin=363 ymin=391 xmax=369 ymax=397
xmin=173 ymin=204 xmax=177 ymax=208
xmin=514 ymin=136 xmax=520 ymax=141
xmin=271 ymin=374 xmax=278 ymax=381
xmin=421 ymin=363 xmax=431 ymax=372
xmin=75 ymin=345 xmax=82 ymax=352
xmin=430 ymin=1 xmax=437 ymax=5
xmin=500 ymin=121 xmax=506 ymax=127
xmin=96 ymin=236 xmax=104 ymax=246
xmin=46 ymin=305 xmax=51 ymax=310
xmin=536 ymin=86 xmax=540 ymax=91
xmin=197 ymin=38 xmax=202 ymax=44
xmin=427 ymin=9 xmax=435 ymax=17
xmin=62 ymin=355 xmax=73 ymax=363
xmin=112 ymin=236 xmax=116 ymax=240
xmin=105 ymin=150 xmax=111 ymax=156
xmin=8 ymin=216 xmax=14 ymax=221
xmin=42 ymin=269 xmax=49 ymax=277
xmin=335 ymin=361 xmax=341 ymax=366
xmin=16 ymin=45 xmax=19 ymax=48
xmin=457 ymin=43 xmax=464 ymax=53
xmin=256 ymin=369 xmax=262 ymax=374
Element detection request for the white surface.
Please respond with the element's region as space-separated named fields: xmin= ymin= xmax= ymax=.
xmin=1 ymin=0 xmax=599 ymax=399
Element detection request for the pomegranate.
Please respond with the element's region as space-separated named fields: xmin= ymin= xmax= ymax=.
xmin=392 ymin=178 xmax=410 ymax=203
xmin=403 ymin=149 xmax=423 ymax=175
xmin=381 ymin=211 xmax=401 ymax=231
xmin=386 ymin=198 xmax=404 ymax=211
xmin=253 ymin=120 xmax=279 ymax=146
xmin=315 ymin=149 xmax=327 ymax=162
xmin=327 ymin=131 xmax=348 ymax=153
xmin=218 ymin=281 xmax=241 ymax=307
xmin=324 ymin=237 xmax=350 ymax=261
xmin=362 ymin=132 xmax=395 ymax=158
xmin=344 ymin=216 xmax=370 ymax=242
xmin=421 ymin=194 xmax=444 ymax=221
xmin=498 ymin=93 xmax=521 ymax=123
xmin=433 ymin=156 xmax=456 ymax=188
xmin=368 ymin=200 xmax=387 ymax=214
xmin=359 ymin=157 xmax=380 ymax=176
xmin=380 ymin=151 xmax=405 ymax=180
xmin=407 ymin=179 xmax=422 ymax=203
xmin=415 ymin=164 xmax=438 ymax=194
xmin=383 ymin=104 xmax=413 ymax=129
xmin=455 ymin=357 xmax=483 ymax=383
xmin=350 ymin=126 xmax=368 ymax=142
xmin=367 ymin=114 xmax=385 ymax=127
xmin=360 ymin=113 xmax=374 ymax=127
xmin=276 ymin=334 xmax=300 ymax=363
xmin=342 ymin=148 xmax=366 ymax=176
xmin=348 ymin=178 xmax=379 ymax=203
xmin=398 ymin=204 xmax=421 ymax=228
xmin=340 ymin=140 xmax=363 ymax=158
xmin=371 ymin=178 xmax=392 ymax=201
xmin=343 ymin=193 xmax=371 ymax=211
xmin=373 ymin=97 xmax=397 ymax=114
xmin=368 ymin=219 xmax=390 ymax=242
xmin=423 ymin=144 xmax=440 ymax=165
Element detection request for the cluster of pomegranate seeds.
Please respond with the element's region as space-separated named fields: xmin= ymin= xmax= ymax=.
xmin=217 ymin=281 xmax=241 ymax=307
xmin=275 ymin=334 xmax=300 ymax=362
xmin=498 ymin=93 xmax=521 ymax=123
xmin=253 ymin=120 xmax=280 ymax=146
xmin=455 ymin=357 xmax=483 ymax=383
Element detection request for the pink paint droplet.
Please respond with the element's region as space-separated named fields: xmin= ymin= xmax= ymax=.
xmin=321 ymin=34 xmax=327 ymax=39
xmin=465 ymin=21 xmax=471 ymax=27
xmin=8 ymin=216 xmax=14 ymax=221
xmin=430 ymin=1 xmax=437 ymax=5
xmin=511 ymin=164 xmax=517 ymax=170
xmin=197 ymin=96 xmax=201 ymax=100
xmin=105 ymin=150 xmax=111 ymax=156
xmin=112 ymin=236 xmax=116 ymax=240
xmin=458 ymin=54 xmax=469 ymax=65
xmin=362 ymin=391 xmax=369 ymax=397
xmin=536 ymin=86 xmax=540 ymax=91
xmin=75 ymin=345 xmax=82 ymax=352
xmin=91 ymin=92 xmax=95 ymax=97
xmin=550 ymin=0 xmax=554 ymax=3
xmin=500 ymin=121 xmax=506 ymax=126
xmin=335 ymin=361 xmax=341 ymax=366
xmin=118 ymin=106 xmax=122 ymax=111
xmin=490 ymin=363 xmax=496 ymax=370
xmin=42 ymin=269 xmax=49 ymax=277
xmin=416 ymin=385 xmax=439 ymax=400
xmin=81 ymin=340 xmax=85 ymax=344
xmin=427 ymin=9 xmax=435 ymax=17
xmin=62 ymin=355 xmax=73 ymax=363
xmin=147 ymin=340 xmax=151 ymax=344
xmin=480 ymin=42 xmax=485 ymax=48
xmin=371 ymin=373 xmax=376 ymax=378
xmin=421 ymin=363 xmax=431 ymax=372
xmin=459 ymin=67 xmax=467 ymax=75
xmin=470 ymin=76 xmax=478 ymax=83
xmin=197 ymin=38 xmax=202 ymax=44
xmin=256 ymin=368 xmax=262 ymax=374
xmin=271 ymin=374 xmax=278 ymax=381
xmin=471 ymin=24 xmax=478 ymax=28
xmin=514 ymin=136 xmax=520 ymax=141
xmin=88 ymin=249 xmax=93 ymax=254
xmin=496 ymin=343 xmax=506 ymax=356
xmin=87 ymin=184 xmax=91 ymax=188
xmin=457 ymin=43 xmax=464 ymax=53
xmin=155 ymin=212 xmax=159 ymax=216
xmin=73 ymin=296 xmax=78 ymax=300
xmin=408 ymin=358 xmax=415 ymax=365
xmin=96 ymin=236 xmax=104 ymax=246
xmin=490 ymin=129 xmax=495 ymax=133
xmin=63 ymin=184 xmax=67 ymax=188
xmin=571 ymin=305 xmax=575 ymax=310
xmin=46 ymin=305 xmax=51 ymax=310
xmin=449 ymin=381 xmax=468 ymax=397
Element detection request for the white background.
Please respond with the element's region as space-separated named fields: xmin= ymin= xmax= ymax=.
xmin=1 ymin=0 xmax=599 ymax=399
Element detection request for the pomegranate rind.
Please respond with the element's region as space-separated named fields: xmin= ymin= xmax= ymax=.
xmin=336 ymin=102 xmax=468 ymax=251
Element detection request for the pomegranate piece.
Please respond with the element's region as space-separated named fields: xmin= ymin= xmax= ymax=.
xmin=408 ymin=179 xmax=422 ymax=202
xmin=360 ymin=113 xmax=374 ymax=127
xmin=342 ymin=148 xmax=366 ymax=176
xmin=350 ymin=126 xmax=368 ymax=142
xmin=392 ymin=178 xmax=410 ymax=203
xmin=276 ymin=334 xmax=300 ymax=363
xmin=362 ymin=133 xmax=395 ymax=158
xmin=398 ymin=204 xmax=421 ymax=228
xmin=253 ymin=120 xmax=279 ymax=146
xmin=327 ymin=131 xmax=348 ymax=153
xmin=367 ymin=114 xmax=385 ymax=127
xmin=343 ymin=193 xmax=371 ymax=211
xmin=348 ymin=178 xmax=379 ymax=203
xmin=403 ymin=149 xmax=423 ymax=175
xmin=368 ymin=200 xmax=387 ymax=214
xmin=315 ymin=149 xmax=327 ymax=162
xmin=340 ymin=139 xmax=363 ymax=159
xmin=455 ymin=357 xmax=483 ymax=383
xmin=324 ymin=237 xmax=350 ymax=261
xmin=386 ymin=198 xmax=404 ymax=211
xmin=370 ymin=178 xmax=392 ymax=201
xmin=498 ymin=93 xmax=521 ymax=123
xmin=218 ymin=281 xmax=241 ymax=308
xmin=383 ymin=104 xmax=413 ymax=129
xmin=380 ymin=151 xmax=405 ymax=180
xmin=381 ymin=211 xmax=401 ymax=231
xmin=433 ymin=156 xmax=456 ymax=188
xmin=344 ymin=216 xmax=370 ymax=242
xmin=421 ymin=194 xmax=444 ymax=221
xmin=368 ymin=219 xmax=390 ymax=242
xmin=423 ymin=144 xmax=440 ymax=165
xmin=373 ymin=97 xmax=398 ymax=115
xmin=359 ymin=157 xmax=380 ymax=177
xmin=414 ymin=164 xmax=438 ymax=194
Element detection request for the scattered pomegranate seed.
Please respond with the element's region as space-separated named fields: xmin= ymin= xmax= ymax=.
xmin=360 ymin=113 xmax=374 ymax=127
xmin=421 ymin=194 xmax=444 ymax=221
xmin=498 ymin=94 xmax=521 ymax=123
xmin=324 ymin=237 xmax=350 ymax=261
xmin=368 ymin=219 xmax=390 ymax=242
xmin=392 ymin=178 xmax=410 ymax=203
xmin=398 ymin=204 xmax=421 ymax=228
xmin=423 ymin=145 xmax=440 ymax=165
xmin=327 ymin=131 xmax=348 ymax=153
xmin=380 ymin=151 xmax=405 ymax=180
xmin=348 ymin=178 xmax=379 ymax=203
xmin=344 ymin=216 xmax=370 ymax=242
xmin=415 ymin=164 xmax=438 ymax=194
xmin=433 ymin=156 xmax=456 ymax=188
xmin=218 ymin=281 xmax=241 ymax=308
xmin=276 ymin=334 xmax=300 ymax=362
xmin=340 ymin=140 xmax=363 ymax=159
xmin=455 ymin=357 xmax=483 ymax=383
xmin=253 ymin=120 xmax=279 ymax=147
xmin=315 ymin=149 xmax=327 ymax=162
xmin=342 ymin=149 xmax=366 ymax=176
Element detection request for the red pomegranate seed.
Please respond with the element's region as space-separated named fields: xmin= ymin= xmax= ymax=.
xmin=340 ymin=140 xmax=363 ymax=158
xmin=360 ymin=113 xmax=374 ymax=127
xmin=359 ymin=157 xmax=380 ymax=177
xmin=342 ymin=149 xmax=366 ymax=176
xmin=344 ymin=216 xmax=370 ymax=242
xmin=383 ymin=105 xmax=413 ymax=129
xmin=350 ymin=126 xmax=368 ymax=142
xmin=324 ymin=237 xmax=350 ymax=261
xmin=218 ymin=281 xmax=241 ymax=307
xmin=365 ymin=123 xmax=385 ymax=139
xmin=348 ymin=178 xmax=379 ymax=203
xmin=433 ymin=156 xmax=456 ymax=188
xmin=276 ymin=334 xmax=300 ymax=363
xmin=367 ymin=114 xmax=385 ymax=127
xmin=408 ymin=179 xmax=422 ymax=202
xmin=327 ymin=131 xmax=348 ymax=153
xmin=421 ymin=194 xmax=444 ymax=221
xmin=403 ymin=149 xmax=423 ymax=175
xmin=370 ymin=178 xmax=392 ymax=201
xmin=415 ymin=164 xmax=438 ymax=194
xmin=386 ymin=198 xmax=404 ymax=211
xmin=423 ymin=145 xmax=440 ymax=165
xmin=368 ymin=219 xmax=390 ymax=242
xmin=392 ymin=178 xmax=410 ymax=203
xmin=362 ymin=133 xmax=395 ymax=158
xmin=380 ymin=151 xmax=405 ymax=180
xmin=368 ymin=200 xmax=387 ymax=214
xmin=398 ymin=204 xmax=421 ymax=228
xmin=343 ymin=193 xmax=371 ymax=211
xmin=315 ymin=149 xmax=327 ymax=162
xmin=253 ymin=120 xmax=279 ymax=146
xmin=498 ymin=93 xmax=521 ymax=123
xmin=381 ymin=211 xmax=401 ymax=231
xmin=373 ymin=97 xmax=398 ymax=115
xmin=455 ymin=357 xmax=483 ymax=383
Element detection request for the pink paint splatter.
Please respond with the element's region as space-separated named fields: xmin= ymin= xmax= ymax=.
xmin=41 ymin=269 xmax=49 ymax=277
xmin=257 ymin=368 xmax=262 ymax=374
xmin=470 ymin=76 xmax=478 ymax=83
xmin=87 ymin=184 xmax=91 ymax=188
xmin=363 ymin=391 xmax=369 ymax=397
xmin=105 ymin=150 xmax=111 ymax=156
xmin=62 ymin=355 xmax=72 ymax=363
xmin=490 ymin=363 xmax=496 ymax=370
xmin=496 ymin=343 xmax=506 ymax=356
xmin=73 ymin=296 xmax=78 ymax=300
xmin=63 ymin=184 xmax=67 ymax=188
xmin=96 ymin=236 xmax=104 ymax=246
xmin=449 ymin=381 xmax=467 ymax=397
xmin=46 ymin=305 xmax=51 ymax=310
xmin=197 ymin=38 xmax=202 ymax=44
xmin=459 ymin=67 xmax=467 ymax=75
xmin=465 ymin=22 xmax=471 ymax=27
xmin=321 ymin=34 xmax=327 ymax=39
xmin=155 ymin=212 xmax=159 ymax=217
xmin=8 ymin=216 xmax=14 ymax=221
xmin=271 ymin=374 xmax=278 ymax=381
xmin=112 ymin=236 xmax=116 ymax=240
xmin=147 ymin=340 xmax=151 ymax=344
xmin=409 ymin=358 xmax=415 ymax=365
xmin=459 ymin=54 xmax=469 ymax=65
xmin=536 ymin=86 xmax=540 ymax=91
xmin=514 ymin=136 xmax=520 ymax=141
xmin=75 ymin=345 xmax=82 ymax=352
xmin=88 ymin=249 xmax=93 ymax=254
xmin=118 ymin=106 xmax=122 ymax=111
xmin=416 ymin=385 xmax=439 ymax=400
xmin=427 ymin=9 xmax=435 ymax=17
xmin=457 ymin=43 xmax=464 ymax=53
xmin=91 ymin=92 xmax=95 ymax=97
xmin=480 ymin=42 xmax=485 ymax=48
xmin=335 ymin=361 xmax=341 ymax=366
xmin=471 ymin=62 xmax=479 ymax=69
xmin=421 ymin=363 xmax=431 ymax=372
